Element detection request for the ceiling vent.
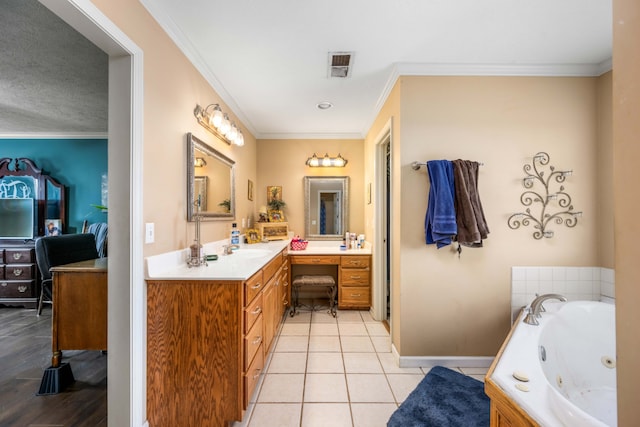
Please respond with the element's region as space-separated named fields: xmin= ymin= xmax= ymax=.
xmin=328 ymin=52 xmax=354 ymax=78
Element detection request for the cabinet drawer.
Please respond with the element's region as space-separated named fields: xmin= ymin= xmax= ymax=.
xmin=244 ymin=293 xmax=263 ymax=334
xmin=4 ymin=249 xmax=34 ymax=264
xmin=244 ymin=315 xmax=263 ymax=370
xmin=262 ymin=252 xmax=283 ymax=283
xmin=289 ymin=255 xmax=340 ymax=265
xmin=341 ymin=255 xmax=370 ymax=269
xmin=0 ymin=280 xmax=36 ymax=298
xmin=243 ymin=343 xmax=264 ymax=409
xmin=245 ymin=270 xmax=264 ymax=304
xmin=339 ymin=268 xmax=370 ymax=286
xmin=339 ymin=286 xmax=370 ymax=308
xmin=5 ymin=264 xmax=34 ymax=280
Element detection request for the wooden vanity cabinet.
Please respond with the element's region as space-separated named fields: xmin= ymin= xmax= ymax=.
xmin=147 ymin=279 xmax=244 ymax=427
xmin=289 ymin=254 xmax=371 ymax=310
xmin=147 ymin=248 xmax=289 ymax=427
xmin=338 ymin=255 xmax=371 ymax=309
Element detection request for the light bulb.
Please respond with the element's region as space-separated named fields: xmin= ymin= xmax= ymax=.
xmin=219 ymin=114 xmax=231 ymax=135
xmin=235 ymin=130 xmax=245 ymax=146
xmin=322 ymin=153 xmax=331 ymax=167
xmin=227 ymin=123 xmax=238 ymax=141
xmin=209 ymin=105 xmax=223 ymax=128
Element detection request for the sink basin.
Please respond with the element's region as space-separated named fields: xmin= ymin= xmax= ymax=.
xmin=232 ymin=248 xmax=271 ymax=259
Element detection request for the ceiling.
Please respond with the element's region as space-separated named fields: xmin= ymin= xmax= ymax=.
xmin=0 ymin=0 xmax=108 ymax=136
xmin=0 ymin=0 xmax=611 ymax=139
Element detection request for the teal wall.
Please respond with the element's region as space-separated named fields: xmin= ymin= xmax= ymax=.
xmin=0 ymin=139 xmax=107 ymax=234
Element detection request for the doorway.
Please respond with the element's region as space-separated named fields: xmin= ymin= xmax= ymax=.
xmin=373 ymin=120 xmax=392 ymax=329
xmin=40 ymin=1 xmax=144 ymax=425
xmin=318 ymin=190 xmax=341 ymax=235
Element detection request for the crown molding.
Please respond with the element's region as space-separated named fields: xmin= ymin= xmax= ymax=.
xmin=0 ymin=132 xmax=108 ymax=139
xmin=139 ymin=0 xmax=258 ymax=138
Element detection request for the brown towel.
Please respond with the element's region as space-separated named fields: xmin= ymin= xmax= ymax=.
xmin=452 ymin=160 xmax=489 ymax=246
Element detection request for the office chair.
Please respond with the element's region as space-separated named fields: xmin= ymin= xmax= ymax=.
xmin=35 ymin=233 xmax=99 ymax=315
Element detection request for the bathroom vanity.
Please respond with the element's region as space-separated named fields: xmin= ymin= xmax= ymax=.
xmin=145 ymin=241 xmax=289 ymax=426
xmin=145 ymin=239 xmax=370 ymax=426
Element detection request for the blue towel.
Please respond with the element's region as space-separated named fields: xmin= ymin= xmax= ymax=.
xmin=425 ymin=160 xmax=457 ymax=248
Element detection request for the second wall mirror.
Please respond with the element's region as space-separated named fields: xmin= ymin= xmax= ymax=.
xmin=304 ymin=176 xmax=349 ymax=240
xmin=187 ymin=132 xmax=235 ymax=221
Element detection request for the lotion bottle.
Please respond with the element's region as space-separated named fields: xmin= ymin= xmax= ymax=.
xmin=230 ymin=222 xmax=240 ymax=249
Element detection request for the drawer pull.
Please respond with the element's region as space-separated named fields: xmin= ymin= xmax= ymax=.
xmin=283 ymin=265 xmax=289 ymax=271
xmin=252 ymin=368 xmax=261 ymax=380
xmin=251 ymin=282 xmax=262 ymax=290
xmin=349 ymin=260 xmax=360 ymax=265
xmin=12 ymin=269 xmax=23 ymax=276
xmin=12 ymin=253 xmax=22 ymax=260
xmin=311 ymin=258 xmax=321 ymax=263
xmin=252 ymin=336 xmax=262 ymax=346
xmin=350 ymin=275 xmax=362 ymax=279
xmin=18 ymin=285 xmax=28 ymax=293
xmin=350 ymin=293 xmax=362 ymax=297
xmin=283 ymin=300 xmax=288 ymax=306
xmin=251 ymin=306 xmax=262 ymax=315
xmin=1 ymin=282 xmax=7 ymax=287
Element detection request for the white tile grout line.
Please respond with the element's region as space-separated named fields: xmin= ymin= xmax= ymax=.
xmin=244 ymin=309 xmax=488 ymax=426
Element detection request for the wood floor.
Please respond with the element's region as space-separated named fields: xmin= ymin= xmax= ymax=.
xmin=0 ymin=306 xmax=107 ymax=426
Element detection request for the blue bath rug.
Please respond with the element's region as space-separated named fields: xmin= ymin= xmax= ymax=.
xmin=387 ymin=366 xmax=490 ymax=427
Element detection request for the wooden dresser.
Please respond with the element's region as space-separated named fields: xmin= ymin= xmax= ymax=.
xmin=146 ymin=248 xmax=288 ymax=427
xmin=0 ymin=241 xmax=38 ymax=308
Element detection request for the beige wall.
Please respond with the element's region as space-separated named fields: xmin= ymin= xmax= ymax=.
xmin=93 ymin=0 xmax=258 ymax=257
xmin=256 ymin=139 xmax=364 ymax=238
xmin=367 ymin=76 xmax=606 ymax=356
xmin=613 ymin=0 xmax=640 ymax=423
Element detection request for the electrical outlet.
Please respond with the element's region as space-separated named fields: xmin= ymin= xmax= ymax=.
xmin=145 ymin=223 xmax=155 ymax=243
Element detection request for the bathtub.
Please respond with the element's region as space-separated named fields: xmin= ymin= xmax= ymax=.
xmin=486 ymin=300 xmax=616 ymax=426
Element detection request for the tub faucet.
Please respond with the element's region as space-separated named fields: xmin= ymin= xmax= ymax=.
xmin=523 ymin=294 xmax=567 ymax=325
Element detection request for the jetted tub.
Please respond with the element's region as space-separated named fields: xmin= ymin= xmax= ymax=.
xmin=486 ymin=300 xmax=616 ymax=426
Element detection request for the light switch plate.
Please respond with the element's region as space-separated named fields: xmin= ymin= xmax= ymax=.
xmin=145 ymin=222 xmax=155 ymax=243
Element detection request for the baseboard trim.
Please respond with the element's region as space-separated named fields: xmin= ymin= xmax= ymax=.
xmin=391 ymin=344 xmax=493 ymax=369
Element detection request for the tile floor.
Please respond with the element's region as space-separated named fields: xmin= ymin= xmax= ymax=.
xmin=234 ymin=305 xmax=489 ymax=427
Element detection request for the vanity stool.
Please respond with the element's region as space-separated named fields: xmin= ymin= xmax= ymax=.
xmin=290 ymin=275 xmax=337 ymax=317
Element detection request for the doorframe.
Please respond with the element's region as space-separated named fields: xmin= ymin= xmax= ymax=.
xmin=39 ymin=0 xmax=145 ymax=425
xmin=372 ymin=119 xmax=393 ymax=326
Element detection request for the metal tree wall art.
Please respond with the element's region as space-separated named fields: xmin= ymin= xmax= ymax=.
xmin=507 ymin=152 xmax=582 ymax=239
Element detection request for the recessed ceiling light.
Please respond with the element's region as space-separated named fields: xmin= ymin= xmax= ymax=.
xmin=316 ymin=101 xmax=333 ymax=110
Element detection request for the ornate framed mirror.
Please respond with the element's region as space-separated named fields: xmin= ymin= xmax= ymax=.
xmin=304 ymin=176 xmax=349 ymax=240
xmin=187 ymin=133 xmax=235 ymax=221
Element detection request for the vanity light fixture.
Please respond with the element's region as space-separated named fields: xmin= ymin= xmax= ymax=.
xmin=194 ymin=104 xmax=245 ymax=146
xmin=305 ymin=153 xmax=348 ymax=167
xmin=194 ymin=157 xmax=207 ymax=168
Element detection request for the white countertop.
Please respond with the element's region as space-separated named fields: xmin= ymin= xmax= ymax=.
xmin=145 ymin=239 xmax=371 ymax=281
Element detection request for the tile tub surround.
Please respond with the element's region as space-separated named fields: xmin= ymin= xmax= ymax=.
xmin=231 ymin=308 xmax=488 ymax=427
xmin=511 ymin=266 xmax=615 ymax=321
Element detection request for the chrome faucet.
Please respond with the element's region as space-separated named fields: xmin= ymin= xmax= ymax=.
xmin=523 ymin=293 xmax=567 ymax=325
